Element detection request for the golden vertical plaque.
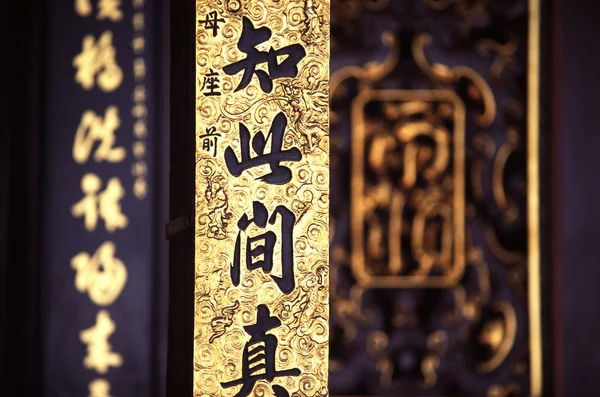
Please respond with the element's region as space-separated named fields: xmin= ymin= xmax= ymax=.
xmin=193 ymin=1 xmax=330 ymax=396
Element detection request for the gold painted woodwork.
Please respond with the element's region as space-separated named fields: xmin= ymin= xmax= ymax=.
xmin=328 ymin=0 xmax=543 ymax=394
xmin=193 ymin=1 xmax=330 ymax=396
xmin=351 ymin=89 xmax=466 ymax=288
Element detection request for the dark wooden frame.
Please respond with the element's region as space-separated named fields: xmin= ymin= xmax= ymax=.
xmin=0 ymin=0 xmax=44 ymax=395
xmin=542 ymin=0 xmax=564 ymax=396
xmin=166 ymin=0 xmax=197 ymax=395
xmin=152 ymin=0 xmax=173 ymax=395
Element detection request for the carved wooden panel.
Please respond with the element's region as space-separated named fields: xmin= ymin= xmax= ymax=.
xmin=328 ymin=0 xmax=542 ymax=395
xmin=192 ymin=1 xmax=330 ymax=396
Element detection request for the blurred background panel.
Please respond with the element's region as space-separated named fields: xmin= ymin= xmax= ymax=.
xmin=328 ymin=0 xmax=546 ymax=395
xmin=1 ymin=0 xmax=170 ymax=396
xmin=38 ymin=0 xmax=170 ymax=396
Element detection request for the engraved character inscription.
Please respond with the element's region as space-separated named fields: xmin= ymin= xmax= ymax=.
xmin=232 ymin=201 xmax=296 ymax=294
xmin=221 ymin=305 xmax=301 ymax=397
xmin=224 ymin=112 xmax=301 ymax=184
xmin=201 ymin=69 xmax=222 ymax=97
xmin=223 ymin=17 xmax=306 ymax=93
xmin=200 ymin=126 xmax=221 ymax=157
xmin=199 ymin=11 xmax=225 ymax=37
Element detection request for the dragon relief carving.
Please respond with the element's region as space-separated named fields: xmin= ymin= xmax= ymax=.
xmin=197 ymin=160 xmax=232 ymax=240
xmin=279 ymin=78 xmax=329 ymax=155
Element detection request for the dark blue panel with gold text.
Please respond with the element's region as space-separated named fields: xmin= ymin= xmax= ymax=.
xmin=40 ymin=0 xmax=160 ymax=395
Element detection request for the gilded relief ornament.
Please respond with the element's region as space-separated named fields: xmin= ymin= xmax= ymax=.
xmin=328 ymin=0 xmax=541 ymax=395
xmin=194 ymin=1 xmax=330 ymax=396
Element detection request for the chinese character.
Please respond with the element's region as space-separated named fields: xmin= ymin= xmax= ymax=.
xmin=134 ymin=120 xmax=147 ymax=138
xmin=199 ymin=11 xmax=225 ymax=37
xmin=131 ymin=103 xmax=147 ymax=118
xmin=200 ymin=126 xmax=221 ymax=157
xmin=71 ymin=173 xmax=128 ymax=232
xmin=75 ymin=0 xmax=122 ymax=21
xmin=71 ymin=241 xmax=127 ymax=306
xmin=133 ymin=141 xmax=146 ymax=159
xmin=223 ymin=17 xmax=306 ymax=93
xmin=133 ymin=84 xmax=147 ymax=102
xmin=133 ymin=13 xmax=145 ymax=30
xmin=221 ymin=305 xmax=301 ymax=397
xmin=134 ymin=178 xmax=147 ymax=199
xmin=232 ymin=201 xmax=296 ymax=294
xmin=132 ymin=36 xmax=145 ymax=54
xmin=80 ymin=310 xmax=123 ymax=375
xmin=75 ymin=0 xmax=93 ymax=16
xmin=201 ymin=69 xmax=221 ymax=96
xmin=225 ymin=112 xmax=301 ymax=185
xmin=131 ymin=161 xmax=147 ymax=178
xmin=73 ymin=106 xmax=126 ymax=164
xmin=97 ymin=0 xmax=122 ymax=21
xmin=88 ymin=379 xmax=114 ymax=397
xmin=73 ymin=31 xmax=123 ymax=92
xmin=133 ymin=57 xmax=146 ymax=80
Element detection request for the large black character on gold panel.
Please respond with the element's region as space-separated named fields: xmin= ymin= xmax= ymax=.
xmin=224 ymin=112 xmax=301 ymax=185
xmin=221 ymin=305 xmax=301 ymax=397
xmin=223 ymin=16 xmax=306 ymax=93
xmin=231 ymin=201 xmax=296 ymax=294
